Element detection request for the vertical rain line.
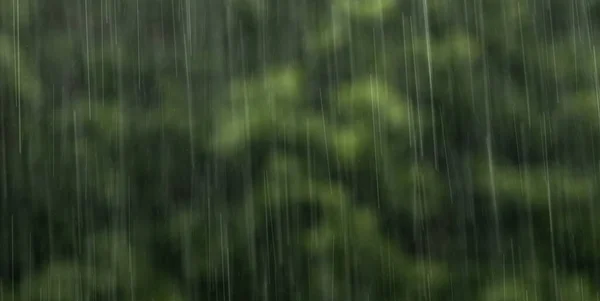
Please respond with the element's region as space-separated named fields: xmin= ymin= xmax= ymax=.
xmin=128 ymin=237 xmax=136 ymax=301
xmin=0 ymin=93 xmax=6 ymax=200
xmin=594 ymin=48 xmax=600 ymax=132
xmin=73 ymin=110 xmax=83 ymax=274
xmin=10 ymin=216 xmax=14 ymax=301
xmin=375 ymin=0 xmax=387 ymax=210
xmin=369 ymin=66 xmax=381 ymax=209
xmin=100 ymin=0 xmax=105 ymax=102
xmin=136 ymin=0 xmax=141 ymax=88
xmin=345 ymin=4 xmax=355 ymax=82
xmin=73 ymin=111 xmax=81 ymax=213
xmin=116 ymin=0 xmax=126 ymax=249
xmin=462 ymin=0 xmax=475 ymax=111
xmin=171 ymin=0 xmax=179 ymax=76
xmin=12 ymin=0 xmax=21 ymax=153
xmin=517 ymin=3 xmax=531 ymax=128
xmin=542 ymin=117 xmax=558 ymax=296
xmin=186 ymin=37 xmax=197 ymax=290
xmin=330 ymin=6 xmax=343 ymax=176
xmin=547 ymin=4 xmax=560 ymax=104
xmin=408 ymin=16 xmax=421 ymax=233
xmin=183 ymin=0 xmax=195 ymax=171
xmin=239 ymin=25 xmax=251 ymax=166
xmin=226 ymin=0 xmax=236 ymax=110
xmin=477 ymin=0 xmax=502 ymax=261
xmin=570 ymin=1 xmax=578 ymax=90
xmin=422 ymin=0 xmax=437 ymax=167
xmin=402 ymin=16 xmax=413 ymax=149
xmin=84 ymin=0 xmax=92 ymax=116
xmin=318 ymin=89 xmax=333 ymax=191
xmin=224 ymin=216 xmax=232 ymax=301
xmin=409 ymin=17 xmax=424 ymax=159
xmin=595 ymin=50 xmax=600 ymax=270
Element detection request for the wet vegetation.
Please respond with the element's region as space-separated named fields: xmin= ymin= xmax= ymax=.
xmin=2 ymin=0 xmax=600 ymax=300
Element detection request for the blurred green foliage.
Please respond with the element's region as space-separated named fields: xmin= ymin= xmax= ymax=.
xmin=2 ymin=0 xmax=600 ymax=300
